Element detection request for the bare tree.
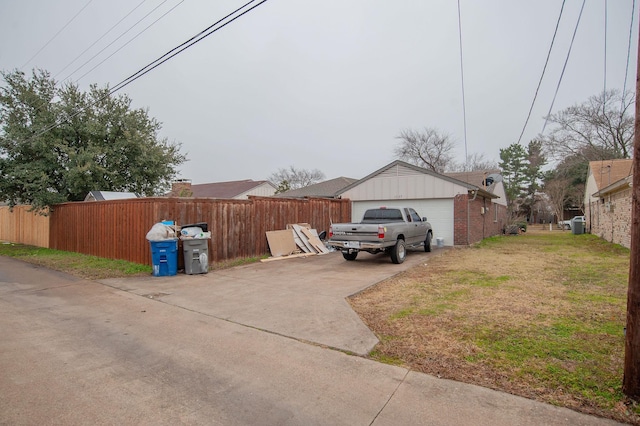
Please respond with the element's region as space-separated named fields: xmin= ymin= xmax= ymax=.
xmin=447 ymin=152 xmax=498 ymax=172
xmin=394 ymin=128 xmax=455 ymax=173
xmin=268 ymin=166 xmax=325 ymax=192
xmin=543 ymin=89 xmax=634 ymax=161
xmin=543 ymin=178 xmax=569 ymax=224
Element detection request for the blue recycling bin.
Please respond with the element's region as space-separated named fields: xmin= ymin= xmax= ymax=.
xmin=150 ymin=239 xmax=178 ymax=276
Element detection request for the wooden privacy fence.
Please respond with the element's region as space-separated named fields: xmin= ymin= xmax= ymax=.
xmin=46 ymin=196 xmax=351 ymax=266
xmin=0 ymin=205 xmax=50 ymax=248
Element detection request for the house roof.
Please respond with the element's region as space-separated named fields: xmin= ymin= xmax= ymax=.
xmin=190 ymin=179 xmax=275 ymax=198
xmin=278 ymin=177 xmax=357 ymax=198
xmin=589 ymin=159 xmax=633 ymax=191
xmin=336 ymin=160 xmax=498 ymax=199
xmin=593 ymin=175 xmax=633 ymax=197
xmin=84 ymin=191 xmax=138 ymax=201
xmin=444 ymin=169 xmax=502 ymax=192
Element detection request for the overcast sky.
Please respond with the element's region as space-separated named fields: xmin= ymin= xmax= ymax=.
xmin=0 ymin=0 xmax=637 ymax=184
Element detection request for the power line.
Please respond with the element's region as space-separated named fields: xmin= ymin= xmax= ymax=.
xmin=603 ymin=0 xmax=608 ymax=112
xmin=456 ymin=0 xmax=468 ymax=164
xmin=622 ymin=0 xmax=636 ymax=110
xmin=28 ymin=0 xmax=269 ymax=141
xmin=20 ymin=0 xmax=94 ymax=70
xmin=53 ymin=0 xmax=148 ymax=80
xmin=110 ymin=0 xmax=266 ymax=94
xmin=516 ymin=0 xmax=566 ymax=145
xmin=74 ymin=0 xmax=184 ymax=84
xmin=541 ymin=0 xmax=586 ymax=134
xmin=59 ymin=0 xmax=170 ymax=84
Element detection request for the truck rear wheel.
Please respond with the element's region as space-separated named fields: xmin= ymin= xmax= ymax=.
xmin=390 ymin=239 xmax=406 ymax=264
xmin=342 ymin=251 xmax=358 ymax=261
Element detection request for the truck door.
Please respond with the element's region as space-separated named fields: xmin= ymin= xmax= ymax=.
xmin=407 ymin=208 xmax=426 ymax=244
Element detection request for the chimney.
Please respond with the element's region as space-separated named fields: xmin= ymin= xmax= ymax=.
xmin=171 ymin=179 xmax=193 ymax=197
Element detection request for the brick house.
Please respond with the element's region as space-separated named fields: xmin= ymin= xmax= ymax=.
xmin=584 ymin=159 xmax=633 ymax=248
xmin=335 ymin=160 xmax=508 ymax=246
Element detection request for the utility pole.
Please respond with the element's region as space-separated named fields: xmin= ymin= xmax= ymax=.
xmin=623 ymin=8 xmax=640 ymax=398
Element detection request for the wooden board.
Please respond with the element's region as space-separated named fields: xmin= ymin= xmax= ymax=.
xmin=299 ymin=226 xmax=330 ymax=254
xmin=291 ymin=224 xmax=316 ymax=253
xmin=260 ymin=253 xmax=315 ymax=262
xmin=266 ymin=229 xmax=297 ymax=257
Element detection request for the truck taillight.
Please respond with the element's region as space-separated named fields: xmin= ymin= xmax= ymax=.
xmin=329 ymin=226 xmax=333 ymax=238
xmin=378 ymin=225 xmax=385 ymax=239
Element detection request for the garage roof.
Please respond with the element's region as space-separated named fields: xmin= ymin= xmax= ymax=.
xmin=336 ymin=160 xmax=497 ymax=199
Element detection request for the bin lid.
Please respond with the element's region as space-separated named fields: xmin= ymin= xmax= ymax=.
xmin=182 ymin=222 xmax=208 ymax=232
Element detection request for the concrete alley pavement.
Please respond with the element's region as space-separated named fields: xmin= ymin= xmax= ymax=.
xmin=0 ymin=253 xmax=622 ymax=425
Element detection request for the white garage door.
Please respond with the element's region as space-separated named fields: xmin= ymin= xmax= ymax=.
xmin=351 ymin=199 xmax=454 ymax=246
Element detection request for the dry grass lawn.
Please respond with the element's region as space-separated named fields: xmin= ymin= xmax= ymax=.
xmin=349 ymin=228 xmax=636 ymax=424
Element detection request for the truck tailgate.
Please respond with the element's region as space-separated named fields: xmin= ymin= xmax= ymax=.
xmin=330 ymin=224 xmax=380 ymax=241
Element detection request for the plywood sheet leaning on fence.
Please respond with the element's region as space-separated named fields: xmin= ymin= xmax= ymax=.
xmin=266 ymin=229 xmax=298 ymax=257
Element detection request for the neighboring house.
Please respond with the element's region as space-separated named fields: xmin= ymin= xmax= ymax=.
xmin=584 ymin=159 xmax=633 ymax=248
xmin=168 ymin=179 xmax=277 ymax=199
xmin=335 ymin=160 xmax=508 ymax=246
xmin=277 ymin=177 xmax=357 ymax=198
xmin=84 ymin=191 xmax=138 ymax=202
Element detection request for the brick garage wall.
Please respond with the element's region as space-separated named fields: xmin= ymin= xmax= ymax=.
xmin=454 ymin=194 xmax=507 ymax=245
xmin=590 ymin=188 xmax=632 ymax=248
xmin=454 ymin=194 xmax=469 ymax=245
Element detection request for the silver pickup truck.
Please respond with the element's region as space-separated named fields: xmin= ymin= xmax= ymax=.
xmin=327 ymin=207 xmax=433 ymax=264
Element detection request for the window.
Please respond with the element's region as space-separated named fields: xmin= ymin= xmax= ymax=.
xmin=363 ymin=209 xmax=403 ymax=222
xmin=409 ymin=208 xmax=422 ymax=222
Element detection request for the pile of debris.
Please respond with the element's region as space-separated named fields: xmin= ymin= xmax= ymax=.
xmin=264 ymin=223 xmax=330 ymax=262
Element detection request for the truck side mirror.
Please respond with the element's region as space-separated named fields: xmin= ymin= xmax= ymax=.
xmin=422 ymin=217 xmax=427 ymax=222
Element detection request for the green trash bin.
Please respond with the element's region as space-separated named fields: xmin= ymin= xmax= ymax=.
xmin=182 ymin=238 xmax=209 ymax=274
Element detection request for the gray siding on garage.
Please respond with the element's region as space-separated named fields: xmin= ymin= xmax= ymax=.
xmin=351 ymin=199 xmax=454 ymax=246
xmin=340 ymin=163 xmax=469 ymax=201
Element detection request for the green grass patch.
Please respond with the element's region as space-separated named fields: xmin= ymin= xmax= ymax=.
xmin=390 ymin=307 xmax=414 ymax=320
xmin=0 ymin=242 xmax=266 ymax=279
xmin=0 ymin=242 xmax=151 ymax=279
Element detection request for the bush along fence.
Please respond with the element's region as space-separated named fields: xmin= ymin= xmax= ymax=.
xmin=1 ymin=197 xmax=351 ymax=267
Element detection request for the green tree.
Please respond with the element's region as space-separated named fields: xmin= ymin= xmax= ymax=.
xmin=0 ymin=69 xmax=186 ymax=212
xmin=499 ymin=141 xmax=546 ymax=220
xmin=275 ymin=180 xmax=291 ymax=194
xmin=499 ymin=143 xmax=527 ymax=208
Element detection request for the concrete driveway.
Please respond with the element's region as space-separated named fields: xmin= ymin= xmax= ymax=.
xmin=0 ymin=248 xmax=621 ymax=425
xmin=100 ymin=247 xmax=437 ymax=356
